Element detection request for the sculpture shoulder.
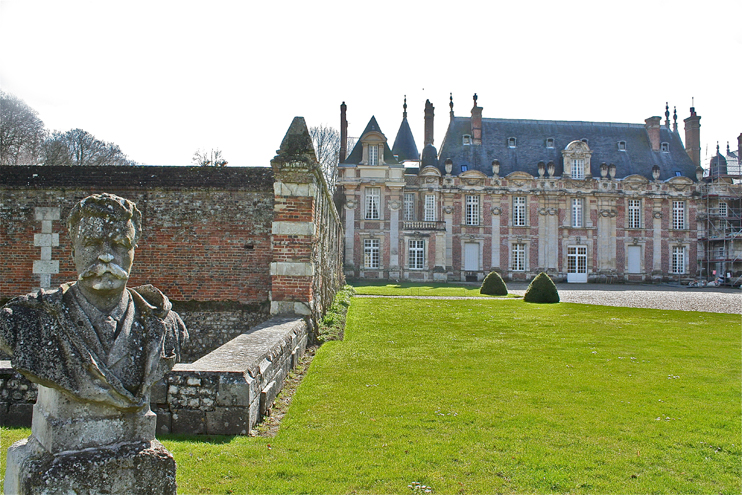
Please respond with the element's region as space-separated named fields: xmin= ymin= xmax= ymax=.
xmin=0 ymin=285 xmax=71 ymax=355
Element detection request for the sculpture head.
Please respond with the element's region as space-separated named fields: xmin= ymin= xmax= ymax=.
xmin=67 ymin=194 xmax=142 ymax=308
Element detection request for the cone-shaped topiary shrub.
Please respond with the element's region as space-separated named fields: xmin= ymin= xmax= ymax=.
xmin=480 ymin=271 xmax=508 ymax=295
xmin=523 ymin=272 xmax=560 ymax=303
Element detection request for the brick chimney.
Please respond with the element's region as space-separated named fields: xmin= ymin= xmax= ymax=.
xmin=424 ymin=99 xmax=434 ymax=146
xmin=471 ymin=93 xmax=483 ymax=145
xmin=339 ymin=101 xmax=348 ymax=163
xmin=645 ymin=116 xmax=661 ymax=151
xmin=738 ymin=133 xmax=741 ymax=161
xmin=684 ymin=107 xmax=701 ymax=167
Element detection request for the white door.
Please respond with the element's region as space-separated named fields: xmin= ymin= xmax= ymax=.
xmin=464 ymin=243 xmax=479 ymax=271
xmin=567 ymin=245 xmax=587 ymax=283
xmin=627 ymin=245 xmax=641 ymax=274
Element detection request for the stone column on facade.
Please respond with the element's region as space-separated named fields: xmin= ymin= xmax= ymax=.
xmin=490 ymin=194 xmax=502 ymax=272
xmin=652 ymin=200 xmax=663 ymax=275
xmin=596 ymin=197 xmax=617 ymax=273
xmin=343 ymin=185 xmax=358 ymax=278
xmin=443 ymin=191 xmax=455 ymax=279
xmin=388 ymin=184 xmax=404 ymax=280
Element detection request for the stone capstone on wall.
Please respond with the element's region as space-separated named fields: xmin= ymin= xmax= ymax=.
xmin=152 ymin=315 xmax=308 ymax=435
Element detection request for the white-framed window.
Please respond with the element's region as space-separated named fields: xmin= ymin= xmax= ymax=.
xmin=628 ymin=199 xmax=641 ymax=229
xmin=511 ymin=243 xmax=526 ymax=271
xmin=363 ymin=239 xmax=380 ymax=269
xmin=672 ymin=201 xmax=685 ymax=230
xmin=671 ymin=245 xmax=686 ymax=274
xmin=719 ymin=202 xmax=728 ymax=217
xmin=368 ymin=144 xmax=378 ymax=166
xmin=463 ymin=135 xmax=472 ymax=145
xmin=546 ymin=138 xmax=555 ymax=149
xmin=403 ymin=193 xmax=415 ymax=221
xmin=408 ymin=240 xmax=425 ymax=269
xmin=618 ymin=141 xmax=626 ymax=151
xmin=572 ymin=198 xmax=584 ymax=227
xmin=365 ymin=187 xmax=380 ymax=220
xmin=661 ymin=142 xmax=670 ymax=152
xmin=508 ymin=137 xmax=517 ymax=148
xmin=572 ymin=159 xmax=585 ymax=180
xmin=513 ymin=196 xmax=526 ymax=226
xmin=424 ymin=194 xmax=436 ymax=222
xmin=465 ymin=195 xmax=480 ymax=226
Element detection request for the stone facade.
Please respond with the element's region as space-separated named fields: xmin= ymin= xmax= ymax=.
xmin=339 ymin=97 xmax=708 ymax=283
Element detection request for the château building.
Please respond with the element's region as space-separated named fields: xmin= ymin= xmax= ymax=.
xmin=338 ymin=94 xmax=711 ymax=283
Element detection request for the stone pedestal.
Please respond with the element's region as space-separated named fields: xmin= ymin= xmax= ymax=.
xmin=4 ymin=386 xmax=177 ymax=494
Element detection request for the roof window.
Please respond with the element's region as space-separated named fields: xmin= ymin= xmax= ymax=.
xmin=461 ymin=165 xmax=468 ymax=172
xmin=661 ymin=142 xmax=670 ymax=152
xmin=618 ymin=141 xmax=626 ymax=151
xmin=546 ymin=138 xmax=555 ymax=149
xmin=508 ymin=137 xmax=517 ymax=148
xmin=463 ymin=134 xmax=472 ymax=146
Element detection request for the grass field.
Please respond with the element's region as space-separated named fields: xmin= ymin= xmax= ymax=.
xmin=2 ymin=297 xmax=739 ymax=494
xmin=349 ymin=279 xmax=518 ymax=297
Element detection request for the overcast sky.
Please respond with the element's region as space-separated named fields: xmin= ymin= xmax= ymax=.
xmin=1 ymin=0 xmax=739 ymax=168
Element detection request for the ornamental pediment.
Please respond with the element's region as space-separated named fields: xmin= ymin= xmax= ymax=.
xmin=666 ymin=175 xmax=694 ymax=192
xmin=419 ymin=166 xmax=442 ymax=177
xmin=622 ymin=175 xmax=650 ymax=190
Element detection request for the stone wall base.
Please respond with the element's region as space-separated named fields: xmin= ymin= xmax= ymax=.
xmin=5 ymin=436 xmax=176 ymax=495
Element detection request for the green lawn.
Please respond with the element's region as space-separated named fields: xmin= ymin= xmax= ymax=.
xmin=350 ymin=279 xmax=517 ymax=297
xmin=2 ymin=298 xmax=739 ymax=494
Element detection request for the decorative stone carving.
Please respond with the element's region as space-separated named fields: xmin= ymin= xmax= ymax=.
xmin=599 ymin=209 xmax=617 ymax=217
xmin=653 ymin=211 xmax=663 ymax=219
xmin=443 ymin=205 xmax=454 ymax=214
xmin=491 ymin=206 xmax=502 ymax=215
xmin=1 ymin=193 xmax=188 ymax=494
xmin=388 ymin=200 xmax=401 ymax=210
xmin=345 ymin=199 xmax=358 ymax=210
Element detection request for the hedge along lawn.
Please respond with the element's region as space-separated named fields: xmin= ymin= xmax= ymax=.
xmin=350 ymin=280 xmax=519 ymax=297
xmin=2 ymin=298 xmax=740 ymax=494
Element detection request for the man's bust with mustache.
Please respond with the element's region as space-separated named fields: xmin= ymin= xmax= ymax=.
xmin=0 ymin=193 xmax=188 ymax=411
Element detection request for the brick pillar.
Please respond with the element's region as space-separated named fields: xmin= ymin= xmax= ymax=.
xmin=269 ymin=117 xmax=320 ymax=316
xmin=684 ymin=107 xmax=701 ymax=167
xmin=645 ymin=116 xmax=661 ymax=151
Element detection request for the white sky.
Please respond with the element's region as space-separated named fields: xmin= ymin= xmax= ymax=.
xmin=1 ymin=0 xmax=740 ymax=167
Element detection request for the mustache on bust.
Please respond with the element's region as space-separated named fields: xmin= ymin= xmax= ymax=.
xmin=78 ymin=262 xmax=129 ymax=281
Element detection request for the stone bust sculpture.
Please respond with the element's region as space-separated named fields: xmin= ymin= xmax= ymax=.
xmin=0 ymin=193 xmax=187 ymax=411
xmin=2 ymin=193 xmax=187 ymax=494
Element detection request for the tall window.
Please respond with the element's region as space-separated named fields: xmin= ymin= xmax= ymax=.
xmin=363 ymin=239 xmax=379 ymax=268
xmin=424 ymin=194 xmax=436 ymax=222
xmin=628 ymin=199 xmax=641 ymax=229
xmin=403 ymin=193 xmax=415 ymax=221
xmin=513 ymin=197 xmax=526 ymax=226
xmin=671 ymin=246 xmax=686 ymax=274
xmin=511 ymin=243 xmax=526 ymax=271
xmin=465 ymin=195 xmax=480 ymax=226
xmin=572 ymin=198 xmax=583 ymax=228
xmin=368 ymin=145 xmax=378 ymax=166
xmin=719 ymin=202 xmax=728 ymax=217
xmin=672 ymin=201 xmax=685 ymax=230
xmin=365 ymin=187 xmax=380 ymax=220
xmin=572 ymin=159 xmax=585 ymax=180
xmin=409 ymin=240 xmax=425 ymax=269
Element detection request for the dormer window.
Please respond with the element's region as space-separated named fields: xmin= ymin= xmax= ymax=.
xmin=618 ymin=141 xmax=626 ymax=151
xmin=572 ymin=159 xmax=585 ymax=180
xmin=661 ymin=142 xmax=669 ymax=152
xmin=546 ymin=138 xmax=555 ymax=149
xmin=461 ymin=165 xmax=468 ymax=172
xmin=508 ymin=137 xmax=517 ymax=148
xmin=368 ymin=144 xmax=378 ymax=165
xmin=463 ymin=134 xmax=472 ymax=145
xmin=562 ymin=140 xmax=592 ymax=180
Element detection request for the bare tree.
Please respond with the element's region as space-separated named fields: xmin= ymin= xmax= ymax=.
xmin=192 ymin=148 xmax=227 ymax=167
xmin=309 ymin=124 xmax=341 ymax=192
xmin=42 ymin=129 xmax=136 ymax=166
xmin=0 ymin=91 xmax=46 ymax=165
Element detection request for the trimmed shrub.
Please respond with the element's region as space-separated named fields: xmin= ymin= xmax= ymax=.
xmin=523 ymin=272 xmax=560 ymax=303
xmin=480 ymin=271 xmax=508 ymax=296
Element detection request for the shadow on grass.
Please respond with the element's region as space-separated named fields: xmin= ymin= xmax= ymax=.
xmin=159 ymin=433 xmax=238 ymax=445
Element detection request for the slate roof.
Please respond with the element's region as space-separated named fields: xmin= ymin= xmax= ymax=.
xmin=437 ymin=117 xmax=697 ymax=180
xmin=391 ymin=117 xmax=419 ymax=162
xmin=340 ymin=116 xmax=400 ymax=166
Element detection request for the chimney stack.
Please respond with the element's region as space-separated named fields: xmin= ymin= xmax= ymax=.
xmin=683 ymin=106 xmax=702 ymax=167
xmin=471 ymin=93 xmax=483 ymax=145
xmin=738 ymin=133 xmax=741 ymax=161
xmin=424 ymin=99 xmax=435 ymax=146
xmin=339 ymin=101 xmax=348 ymax=163
xmin=645 ymin=116 xmax=661 ymax=151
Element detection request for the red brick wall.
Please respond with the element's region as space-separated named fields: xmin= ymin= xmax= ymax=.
xmin=0 ymin=166 xmax=274 ymax=304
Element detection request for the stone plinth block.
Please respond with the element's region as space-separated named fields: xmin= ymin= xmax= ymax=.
xmin=5 ymin=436 xmax=176 ymax=495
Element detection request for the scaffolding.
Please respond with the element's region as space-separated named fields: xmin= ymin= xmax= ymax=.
xmin=700 ymin=152 xmax=742 ymax=286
